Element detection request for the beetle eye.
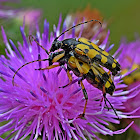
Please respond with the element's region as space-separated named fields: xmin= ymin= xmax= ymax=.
xmin=58 ymin=42 xmax=62 ymax=48
xmin=50 ymin=40 xmax=61 ymax=52
xmin=50 ymin=42 xmax=56 ymax=52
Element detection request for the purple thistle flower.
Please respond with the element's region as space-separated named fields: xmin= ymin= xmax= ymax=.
xmin=0 ymin=16 xmax=140 ymax=140
xmin=118 ymin=37 xmax=140 ymax=135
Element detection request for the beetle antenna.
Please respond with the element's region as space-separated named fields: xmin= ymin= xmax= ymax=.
xmin=55 ymin=19 xmax=102 ymax=40
xmin=29 ymin=35 xmax=49 ymax=55
xmin=12 ymin=58 xmax=49 ymax=86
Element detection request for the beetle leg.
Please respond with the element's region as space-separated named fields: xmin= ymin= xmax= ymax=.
xmin=102 ymin=86 xmax=110 ymax=111
xmin=35 ymin=64 xmax=60 ymax=70
xmin=108 ymin=71 xmax=111 ymax=75
xmin=104 ymin=95 xmax=119 ymax=119
xmin=78 ymin=80 xmax=88 ymax=118
xmin=67 ymin=69 xmax=73 ymax=82
xmin=74 ymin=58 xmax=84 ymax=74
xmin=103 ymin=85 xmax=106 ymax=94
xmin=59 ymin=69 xmax=73 ymax=88
xmin=107 ymin=70 xmax=112 ymax=78
xmin=100 ymin=86 xmax=109 ymax=111
xmin=102 ymin=87 xmax=119 ymax=120
xmin=52 ymin=52 xmax=65 ymax=63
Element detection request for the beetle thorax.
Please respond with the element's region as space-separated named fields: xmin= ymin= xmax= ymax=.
xmin=61 ymin=38 xmax=77 ymax=51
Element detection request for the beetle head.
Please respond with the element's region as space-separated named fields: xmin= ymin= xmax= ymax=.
xmin=50 ymin=39 xmax=62 ymax=52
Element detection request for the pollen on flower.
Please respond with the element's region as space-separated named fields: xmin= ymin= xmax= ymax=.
xmin=0 ymin=15 xmax=140 ymax=140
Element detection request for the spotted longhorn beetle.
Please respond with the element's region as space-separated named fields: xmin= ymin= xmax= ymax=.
xmin=12 ymin=19 xmax=120 ymax=118
xmin=50 ymin=21 xmax=120 ymax=76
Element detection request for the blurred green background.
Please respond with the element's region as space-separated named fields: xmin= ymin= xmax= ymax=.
xmin=0 ymin=0 xmax=140 ymax=139
xmin=0 ymin=0 xmax=140 ymax=55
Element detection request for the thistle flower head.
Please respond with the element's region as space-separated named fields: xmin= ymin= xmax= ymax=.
xmin=118 ymin=37 xmax=140 ymax=134
xmin=119 ymin=37 xmax=140 ymax=69
xmin=0 ymin=15 xmax=140 ymax=140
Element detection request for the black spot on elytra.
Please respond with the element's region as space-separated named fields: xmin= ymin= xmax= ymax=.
xmin=116 ymin=62 xmax=121 ymax=71
xmin=79 ymin=61 xmax=83 ymax=66
xmin=102 ymin=73 xmax=109 ymax=81
xmin=106 ymin=56 xmax=113 ymax=65
xmin=99 ymin=47 xmax=103 ymax=51
xmin=89 ymin=45 xmax=94 ymax=49
xmin=86 ymin=69 xmax=95 ymax=80
xmin=104 ymin=56 xmax=121 ymax=75
xmin=84 ymin=49 xmax=89 ymax=53
xmin=94 ymin=54 xmax=102 ymax=62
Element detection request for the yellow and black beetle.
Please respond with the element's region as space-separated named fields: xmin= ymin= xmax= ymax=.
xmin=50 ymin=20 xmax=120 ymax=76
xmin=12 ymin=20 xmax=119 ymax=118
